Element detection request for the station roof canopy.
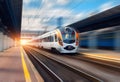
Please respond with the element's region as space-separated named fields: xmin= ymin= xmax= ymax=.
xmin=68 ymin=5 xmax=120 ymax=33
xmin=0 ymin=0 xmax=22 ymax=38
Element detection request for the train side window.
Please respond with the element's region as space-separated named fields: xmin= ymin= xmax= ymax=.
xmin=47 ymin=37 xmax=49 ymax=42
xmin=43 ymin=38 xmax=45 ymax=42
xmin=49 ymin=36 xmax=51 ymax=42
xmin=55 ymin=34 xmax=57 ymax=42
xmin=50 ymin=36 xmax=52 ymax=42
xmin=51 ymin=36 xmax=54 ymax=42
xmin=44 ymin=38 xmax=47 ymax=42
xmin=48 ymin=36 xmax=51 ymax=42
xmin=46 ymin=37 xmax=48 ymax=42
xmin=45 ymin=37 xmax=47 ymax=42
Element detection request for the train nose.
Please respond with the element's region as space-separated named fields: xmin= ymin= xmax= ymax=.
xmin=64 ymin=45 xmax=75 ymax=50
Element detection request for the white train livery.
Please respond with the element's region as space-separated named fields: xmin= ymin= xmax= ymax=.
xmin=28 ymin=27 xmax=79 ymax=53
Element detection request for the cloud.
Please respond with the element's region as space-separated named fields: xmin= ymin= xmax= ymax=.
xmin=23 ymin=0 xmax=31 ymax=4
xmin=23 ymin=0 xmax=44 ymax=9
xmin=63 ymin=12 xmax=85 ymax=26
xmin=83 ymin=2 xmax=115 ymax=18
xmin=22 ymin=10 xmax=86 ymax=31
xmin=22 ymin=4 xmax=73 ymax=30
xmin=22 ymin=0 xmax=88 ymax=31
xmin=99 ymin=2 xmax=114 ymax=12
xmin=57 ymin=0 xmax=70 ymax=5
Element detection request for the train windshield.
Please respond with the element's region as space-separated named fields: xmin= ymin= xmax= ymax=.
xmin=62 ymin=28 xmax=75 ymax=44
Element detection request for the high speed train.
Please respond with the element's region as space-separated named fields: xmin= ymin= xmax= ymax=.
xmin=28 ymin=27 xmax=79 ymax=53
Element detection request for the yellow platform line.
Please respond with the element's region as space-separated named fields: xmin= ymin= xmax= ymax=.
xmin=21 ymin=48 xmax=31 ymax=82
xmin=81 ymin=52 xmax=120 ymax=63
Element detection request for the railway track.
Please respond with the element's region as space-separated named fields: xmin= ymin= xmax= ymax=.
xmin=24 ymin=47 xmax=102 ymax=82
xmin=26 ymin=47 xmax=120 ymax=82
xmin=39 ymin=47 xmax=120 ymax=71
xmin=24 ymin=48 xmax=63 ymax=82
xmin=66 ymin=54 xmax=120 ymax=72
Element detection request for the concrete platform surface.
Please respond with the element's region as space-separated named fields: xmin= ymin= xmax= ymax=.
xmin=0 ymin=47 xmax=43 ymax=82
xmin=79 ymin=48 xmax=120 ymax=63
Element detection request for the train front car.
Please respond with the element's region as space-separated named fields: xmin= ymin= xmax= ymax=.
xmin=57 ymin=27 xmax=79 ymax=53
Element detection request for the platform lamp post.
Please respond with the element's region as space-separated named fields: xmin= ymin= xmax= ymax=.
xmin=7 ymin=30 xmax=11 ymax=48
xmin=3 ymin=26 xmax=8 ymax=50
xmin=3 ymin=26 xmax=12 ymax=50
xmin=0 ymin=18 xmax=5 ymax=51
xmin=0 ymin=29 xmax=4 ymax=51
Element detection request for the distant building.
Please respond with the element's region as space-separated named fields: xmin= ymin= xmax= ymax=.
xmin=57 ymin=17 xmax=63 ymax=28
xmin=21 ymin=30 xmax=44 ymax=40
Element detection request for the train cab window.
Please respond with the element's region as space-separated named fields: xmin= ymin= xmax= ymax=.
xmin=62 ymin=28 xmax=75 ymax=44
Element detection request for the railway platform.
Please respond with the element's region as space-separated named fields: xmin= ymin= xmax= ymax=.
xmin=0 ymin=46 xmax=43 ymax=82
xmin=79 ymin=48 xmax=120 ymax=62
